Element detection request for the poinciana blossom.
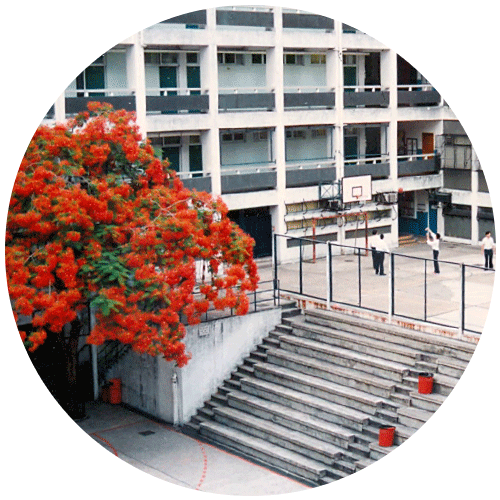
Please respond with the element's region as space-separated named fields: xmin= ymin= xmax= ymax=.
xmin=6 ymin=102 xmax=259 ymax=374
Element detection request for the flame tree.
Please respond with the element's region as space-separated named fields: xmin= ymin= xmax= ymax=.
xmin=6 ymin=103 xmax=259 ymax=417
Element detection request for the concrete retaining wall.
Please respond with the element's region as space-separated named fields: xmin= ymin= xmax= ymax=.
xmin=109 ymin=308 xmax=282 ymax=424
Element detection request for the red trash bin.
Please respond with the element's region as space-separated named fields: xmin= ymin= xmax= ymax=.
xmin=418 ymin=373 xmax=434 ymax=394
xmin=379 ymin=426 xmax=396 ymax=447
xmin=109 ymin=378 xmax=122 ymax=404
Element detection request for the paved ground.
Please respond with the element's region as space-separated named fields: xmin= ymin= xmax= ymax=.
xmin=6 ymin=240 xmax=497 ymax=498
xmin=77 ymin=401 xmax=309 ymax=495
xmin=260 ymin=239 xmax=495 ymax=335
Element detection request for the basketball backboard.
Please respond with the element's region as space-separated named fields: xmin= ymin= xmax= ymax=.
xmin=342 ymin=175 xmax=372 ymax=203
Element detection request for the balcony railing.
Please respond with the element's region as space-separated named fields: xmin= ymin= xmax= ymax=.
xmin=220 ymin=164 xmax=277 ymax=194
xmin=65 ymin=89 xmax=136 ymax=115
xmin=397 ymin=85 xmax=441 ymax=107
xmin=344 ymin=86 xmax=390 ymax=108
xmin=219 ymin=87 xmax=275 ymax=111
xmin=398 ymin=153 xmax=440 ymax=177
xmin=284 ymin=86 xmax=335 ymax=109
xmin=177 ymin=171 xmax=212 ymax=193
xmin=286 ymin=161 xmax=336 ymax=188
xmin=146 ymin=87 xmax=209 ymax=114
xmin=344 ymin=156 xmax=390 ymax=179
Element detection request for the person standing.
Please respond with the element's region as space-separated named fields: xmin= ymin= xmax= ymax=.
xmin=481 ymin=231 xmax=495 ymax=270
xmin=426 ymin=228 xmax=441 ymax=274
xmin=374 ymin=233 xmax=389 ymax=276
xmin=369 ymin=230 xmax=378 ymax=271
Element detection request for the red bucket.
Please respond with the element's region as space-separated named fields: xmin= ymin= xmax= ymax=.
xmin=109 ymin=378 xmax=122 ymax=404
xmin=418 ymin=373 xmax=434 ymax=394
xmin=379 ymin=426 xmax=395 ymax=447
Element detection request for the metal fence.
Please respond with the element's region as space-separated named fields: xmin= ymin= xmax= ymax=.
xmin=273 ymin=234 xmax=493 ymax=335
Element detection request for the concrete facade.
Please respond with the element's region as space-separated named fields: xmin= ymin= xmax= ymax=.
xmin=44 ymin=6 xmax=493 ymax=262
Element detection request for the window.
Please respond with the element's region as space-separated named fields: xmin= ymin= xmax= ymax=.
xmin=286 ymin=129 xmax=307 ymax=139
xmin=76 ymin=55 xmax=105 ymax=96
xmin=252 ymin=53 xmax=266 ymax=64
xmin=145 ymin=52 xmax=178 ymax=65
xmin=312 ymin=128 xmax=327 ymax=138
xmin=253 ymin=131 xmax=268 ymax=141
xmin=186 ymin=52 xmax=198 ymax=64
xmin=218 ymin=52 xmax=245 ymax=65
xmin=221 ymin=132 xmax=246 ymax=142
xmin=310 ymin=54 xmax=326 ymax=64
xmin=284 ymin=54 xmax=304 ymax=65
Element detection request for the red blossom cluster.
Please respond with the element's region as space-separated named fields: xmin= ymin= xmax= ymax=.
xmin=6 ymin=103 xmax=259 ymax=366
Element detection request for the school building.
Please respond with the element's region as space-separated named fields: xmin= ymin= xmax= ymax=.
xmin=45 ymin=6 xmax=493 ymax=260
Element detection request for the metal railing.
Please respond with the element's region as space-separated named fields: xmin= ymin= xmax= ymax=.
xmin=185 ymin=279 xmax=278 ymax=325
xmin=273 ymin=234 xmax=493 ymax=335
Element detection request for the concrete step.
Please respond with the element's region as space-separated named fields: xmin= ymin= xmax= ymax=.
xmin=437 ymin=356 xmax=470 ymax=378
xmin=199 ymin=420 xmax=328 ymax=483
xmin=212 ymin=406 xmax=345 ymax=465
xmin=266 ymin=348 xmax=398 ymax=399
xmin=240 ymin=377 xmax=370 ymax=432
xmin=253 ymin=362 xmax=394 ymax=416
xmin=278 ymin=334 xmax=410 ymax=383
xmin=290 ymin=315 xmax=421 ymax=366
xmin=363 ymin=421 xmax=416 ymax=446
xmin=369 ymin=441 xmax=395 ymax=460
xmin=355 ymin=457 xmax=376 ymax=471
xmin=397 ymin=406 xmax=433 ymax=430
xmin=403 ymin=373 xmax=457 ymax=397
xmin=409 ymin=391 xmax=447 ymax=413
xmin=226 ymin=390 xmax=355 ymax=449
xmin=302 ymin=309 xmax=476 ymax=362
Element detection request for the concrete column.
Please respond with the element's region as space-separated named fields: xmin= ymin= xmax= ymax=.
xmin=200 ymin=8 xmax=221 ymax=195
xmin=471 ymin=168 xmax=480 ymax=244
xmin=54 ymin=92 xmax=66 ymax=123
xmin=382 ymin=49 xmax=399 ymax=243
xmin=269 ymin=7 xmax=287 ymax=262
xmin=126 ymin=33 xmax=147 ymax=138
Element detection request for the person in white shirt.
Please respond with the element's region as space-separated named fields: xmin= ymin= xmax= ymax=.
xmin=481 ymin=231 xmax=495 ymax=270
xmin=426 ymin=228 xmax=441 ymax=274
xmin=374 ymin=233 xmax=389 ymax=276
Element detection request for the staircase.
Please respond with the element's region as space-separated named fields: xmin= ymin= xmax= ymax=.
xmin=183 ymin=307 xmax=476 ymax=486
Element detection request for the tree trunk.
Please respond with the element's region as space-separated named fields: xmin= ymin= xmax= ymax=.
xmin=62 ymin=318 xmax=86 ymax=419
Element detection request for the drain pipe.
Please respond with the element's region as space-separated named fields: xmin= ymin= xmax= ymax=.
xmin=171 ymin=372 xmax=179 ymax=426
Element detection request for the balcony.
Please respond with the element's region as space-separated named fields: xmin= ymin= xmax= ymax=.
xmin=65 ymin=89 xmax=136 ymax=115
xmin=398 ymin=153 xmax=440 ymax=177
xmin=221 ymin=165 xmax=277 ymax=194
xmin=282 ymin=11 xmax=334 ymax=31
xmin=344 ymin=86 xmax=390 ymax=108
xmin=284 ymin=87 xmax=335 ymax=109
xmin=397 ymin=85 xmax=441 ymax=107
xmin=286 ymin=161 xmax=336 ymax=188
xmin=216 ymin=7 xmax=274 ymax=29
xmin=219 ymin=88 xmax=275 ymax=112
xmin=344 ymin=156 xmax=390 ymax=179
xmin=161 ymin=10 xmax=207 ymax=29
xmin=146 ymin=88 xmax=209 ymax=114
xmin=177 ymin=171 xmax=212 ymax=193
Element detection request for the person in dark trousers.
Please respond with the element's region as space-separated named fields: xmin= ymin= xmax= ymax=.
xmin=481 ymin=231 xmax=496 ymax=270
xmin=369 ymin=230 xmax=378 ymax=271
xmin=426 ymin=228 xmax=441 ymax=274
xmin=374 ymin=233 xmax=389 ymax=275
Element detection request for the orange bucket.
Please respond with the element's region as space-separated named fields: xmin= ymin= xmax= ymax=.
xmin=109 ymin=378 xmax=122 ymax=404
xmin=379 ymin=426 xmax=395 ymax=447
xmin=418 ymin=373 xmax=434 ymax=394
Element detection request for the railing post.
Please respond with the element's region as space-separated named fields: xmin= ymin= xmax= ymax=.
xmin=299 ymin=238 xmax=303 ymax=295
xmin=326 ymin=242 xmax=332 ymax=309
xmin=424 ymin=259 xmax=428 ymax=321
xmin=357 ymin=247 xmax=362 ymax=307
xmin=460 ymin=263 xmax=466 ymax=337
xmin=273 ymin=234 xmax=278 ymax=305
xmin=389 ymin=253 xmax=395 ymax=321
